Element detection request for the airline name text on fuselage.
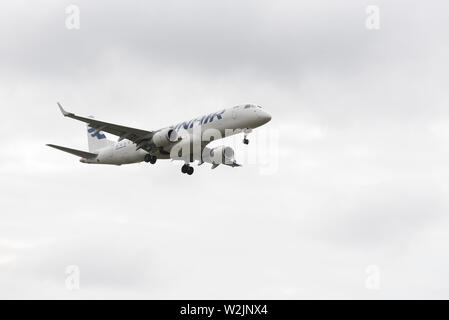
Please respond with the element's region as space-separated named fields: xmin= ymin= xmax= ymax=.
xmin=171 ymin=110 xmax=226 ymax=131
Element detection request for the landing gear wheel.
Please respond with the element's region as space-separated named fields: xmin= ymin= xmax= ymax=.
xmin=181 ymin=164 xmax=194 ymax=175
xmin=243 ymin=128 xmax=252 ymax=145
xmin=145 ymin=154 xmax=157 ymax=164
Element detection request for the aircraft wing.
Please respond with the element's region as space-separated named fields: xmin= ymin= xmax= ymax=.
xmin=57 ymin=103 xmax=155 ymax=150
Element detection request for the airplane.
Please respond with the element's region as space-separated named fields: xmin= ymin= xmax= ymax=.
xmin=47 ymin=103 xmax=272 ymax=175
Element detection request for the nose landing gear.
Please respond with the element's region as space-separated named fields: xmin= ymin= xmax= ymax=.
xmin=243 ymin=128 xmax=252 ymax=145
xmin=181 ymin=164 xmax=194 ymax=175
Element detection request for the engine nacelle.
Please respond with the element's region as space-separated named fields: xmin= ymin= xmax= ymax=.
xmin=152 ymin=128 xmax=178 ymax=147
xmin=208 ymin=145 xmax=235 ymax=164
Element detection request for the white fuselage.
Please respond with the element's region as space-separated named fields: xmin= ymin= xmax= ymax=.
xmin=81 ymin=104 xmax=271 ymax=165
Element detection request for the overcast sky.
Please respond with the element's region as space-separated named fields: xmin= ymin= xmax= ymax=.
xmin=1 ymin=0 xmax=449 ymax=299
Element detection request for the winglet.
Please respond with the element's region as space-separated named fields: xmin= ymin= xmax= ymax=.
xmin=57 ymin=102 xmax=70 ymax=117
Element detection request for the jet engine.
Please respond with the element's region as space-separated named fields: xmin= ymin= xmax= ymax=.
xmin=208 ymin=145 xmax=235 ymax=164
xmin=152 ymin=128 xmax=178 ymax=147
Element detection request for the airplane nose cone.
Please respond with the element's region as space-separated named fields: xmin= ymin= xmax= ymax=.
xmin=257 ymin=111 xmax=272 ymax=125
xmin=264 ymin=112 xmax=272 ymax=122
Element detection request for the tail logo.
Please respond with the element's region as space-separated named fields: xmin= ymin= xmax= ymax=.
xmin=88 ymin=127 xmax=106 ymax=139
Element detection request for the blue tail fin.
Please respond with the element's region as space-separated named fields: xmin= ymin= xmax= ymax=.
xmin=87 ymin=117 xmax=112 ymax=152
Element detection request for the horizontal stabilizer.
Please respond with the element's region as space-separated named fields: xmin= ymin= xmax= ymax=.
xmin=46 ymin=144 xmax=98 ymax=159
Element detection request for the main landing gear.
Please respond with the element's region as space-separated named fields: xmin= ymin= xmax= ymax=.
xmin=144 ymin=154 xmax=157 ymax=164
xmin=181 ymin=164 xmax=194 ymax=175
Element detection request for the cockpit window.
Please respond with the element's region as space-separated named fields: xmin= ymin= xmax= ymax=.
xmin=244 ymin=104 xmax=262 ymax=109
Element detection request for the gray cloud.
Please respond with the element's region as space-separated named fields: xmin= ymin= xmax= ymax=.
xmin=1 ymin=0 xmax=449 ymax=299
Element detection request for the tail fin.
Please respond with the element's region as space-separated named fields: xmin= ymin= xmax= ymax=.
xmin=87 ymin=116 xmax=112 ymax=152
